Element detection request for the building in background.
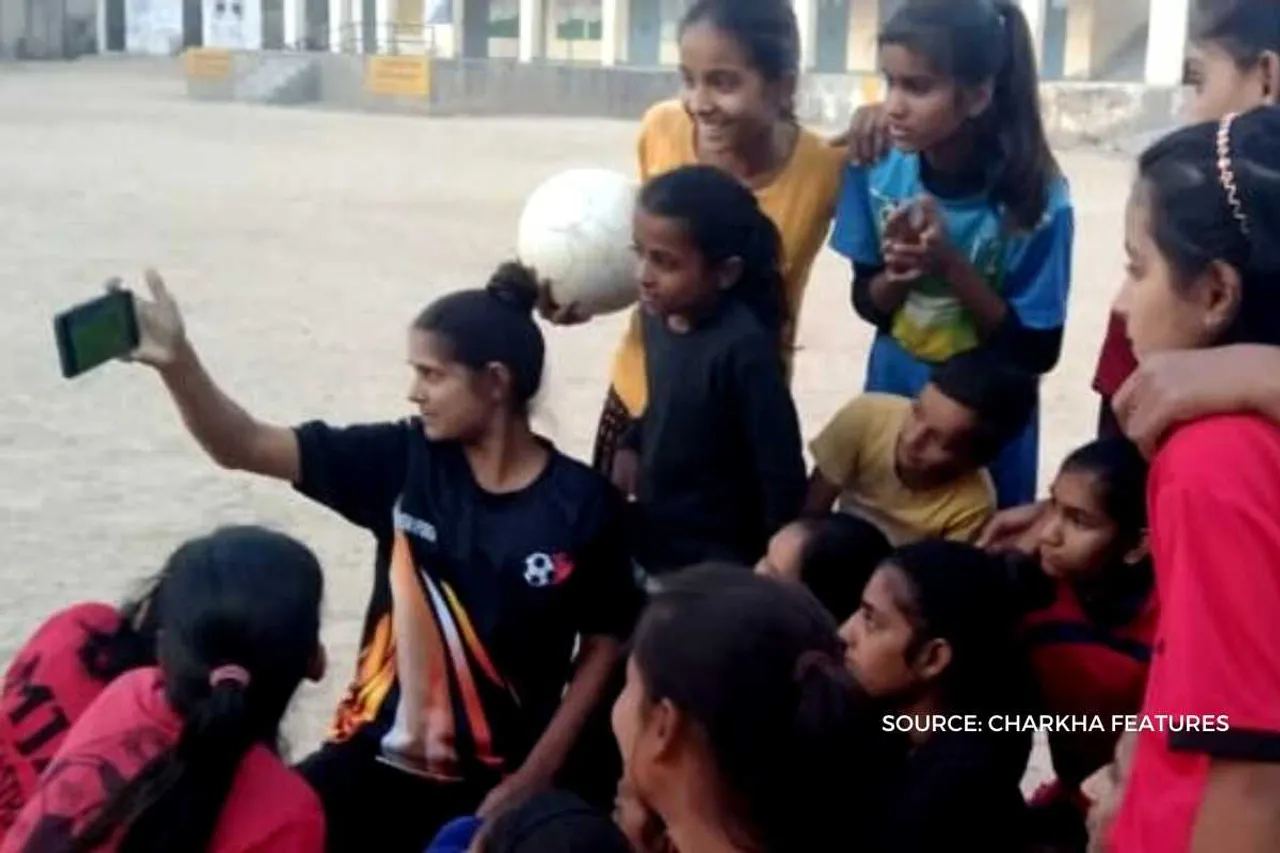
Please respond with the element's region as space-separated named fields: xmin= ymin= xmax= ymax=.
xmin=0 ymin=0 xmax=1191 ymax=87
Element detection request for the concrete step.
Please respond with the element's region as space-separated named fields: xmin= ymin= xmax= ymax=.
xmin=234 ymin=54 xmax=319 ymax=105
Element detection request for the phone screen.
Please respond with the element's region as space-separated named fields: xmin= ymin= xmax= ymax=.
xmin=55 ymin=291 xmax=139 ymax=378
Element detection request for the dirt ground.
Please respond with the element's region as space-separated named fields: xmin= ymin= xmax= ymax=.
xmin=0 ymin=59 xmax=1132 ymax=785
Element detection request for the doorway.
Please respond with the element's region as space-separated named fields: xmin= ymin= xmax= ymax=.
xmin=182 ymin=0 xmax=202 ymax=47
xmin=303 ymin=0 xmax=328 ymax=49
xmin=105 ymin=0 xmax=125 ymax=50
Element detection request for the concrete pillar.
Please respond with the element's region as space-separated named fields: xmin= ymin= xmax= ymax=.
xmin=1145 ymin=0 xmax=1189 ymax=85
xmin=1063 ymin=0 xmax=1095 ymax=78
xmin=327 ymin=0 xmax=346 ymax=51
xmin=518 ymin=0 xmax=542 ymax=60
xmin=793 ymin=0 xmax=817 ymax=70
xmin=283 ymin=0 xmax=300 ymax=46
xmin=601 ymin=0 xmax=626 ymax=65
xmin=97 ymin=0 xmax=108 ymax=51
xmin=1018 ymin=0 xmax=1046 ymax=70
xmin=846 ymin=0 xmax=878 ymax=72
xmin=376 ymin=0 xmax=391 ymax=49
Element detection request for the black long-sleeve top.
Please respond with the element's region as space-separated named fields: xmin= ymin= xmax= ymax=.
xmin=628 ymin=300 xmax=807 ymax=574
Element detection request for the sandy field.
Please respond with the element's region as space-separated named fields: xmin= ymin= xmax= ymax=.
xmin=0 ymin=59 xmax=1131 ymax=784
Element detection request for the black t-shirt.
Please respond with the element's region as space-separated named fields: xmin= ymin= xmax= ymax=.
xmin=293 ymin=419 xmax=641 ymax=783
xmin=632 ymin=301 xmax=806 ymax=573
xmin=880 ymin=730 xmax=1032 ymax=853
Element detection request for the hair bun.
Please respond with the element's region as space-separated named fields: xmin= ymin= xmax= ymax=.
xmin=485 ymin=261 xmax=540 ymax=316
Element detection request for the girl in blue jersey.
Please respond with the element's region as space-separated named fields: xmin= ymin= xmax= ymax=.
xmin=831 ymin=0 xmax=1073 ymax=508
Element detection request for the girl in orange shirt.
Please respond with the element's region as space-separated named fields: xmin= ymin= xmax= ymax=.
xmin=542 ymin=0 xmax=845 ymax=477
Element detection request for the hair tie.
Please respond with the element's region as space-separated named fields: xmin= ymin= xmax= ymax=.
xmin=1216 ymin=113 xmax=1250 ymax=237
xmin=793 ymin=649 xmax=840 ymax=684
xmin=209 ymin=664 xmax=251 ymax=688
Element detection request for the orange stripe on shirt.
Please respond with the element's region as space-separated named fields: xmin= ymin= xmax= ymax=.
xmin=328 ymin=613 xmax=397 ymax=742
xmin=441 ymin=582 xmax=503 ymax=688
xmin=384 ymin=531 xmax=459 ymax=779
xmin=422 ymin=575 xmax=503 ymax=771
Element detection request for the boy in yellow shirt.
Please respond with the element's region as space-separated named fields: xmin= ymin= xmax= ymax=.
xmin=806 ymin=350 xmax=1038 ymax=546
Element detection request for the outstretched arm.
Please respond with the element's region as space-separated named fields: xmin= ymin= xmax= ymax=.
xmin=130 ymin=271 xmax=299 ymax=482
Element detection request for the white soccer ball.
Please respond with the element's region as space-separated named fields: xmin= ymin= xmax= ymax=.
xmin=517 ymin=168 xmax=639 ymax=318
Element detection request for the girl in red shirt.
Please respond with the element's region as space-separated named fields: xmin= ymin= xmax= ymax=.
xmin=4 ymin=526 xmax=328 ymax=852
xmin=1011 ymin=438 xmax=1156 ymax=850
xmin=0 ymin=578 xmax=163 ymax=841
xmin=1108 ymin=106 xmax=1280 ymax=853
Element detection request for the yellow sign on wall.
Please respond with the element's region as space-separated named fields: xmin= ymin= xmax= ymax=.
xmin=365 ymin=56 xmax=432 ymax=98
xmin=184 ymin=47 xmax=233 ymax=80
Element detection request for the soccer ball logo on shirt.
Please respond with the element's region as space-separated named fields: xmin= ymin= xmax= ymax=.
xmin=523 ymin=552 xmax=575 ymax=588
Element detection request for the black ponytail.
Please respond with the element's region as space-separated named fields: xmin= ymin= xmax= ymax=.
xmin=881 ymin=0 xmax=1059 ymax=231
xmin=631 ymin=563 xmax=901 ymax=853
xmin=638 ymin=165 xmax=788 ymax=338
xmin=989 ymin=0 xmax=1057 ymax=230
xmin=71 ymin=527 xmax=324 ymax=853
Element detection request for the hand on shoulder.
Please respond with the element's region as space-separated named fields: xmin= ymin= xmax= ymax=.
xmin=1112 ymin=345 xmax=1280 ymax=457
xmin=828 ymin=102 xmax=890 ymax=166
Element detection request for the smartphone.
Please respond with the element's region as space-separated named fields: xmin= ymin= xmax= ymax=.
xmin=53 ymin=289 xmax=140 ymax=379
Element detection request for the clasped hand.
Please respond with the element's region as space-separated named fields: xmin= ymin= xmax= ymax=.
xmin=882 ymin=196 xmax=949 ymax=284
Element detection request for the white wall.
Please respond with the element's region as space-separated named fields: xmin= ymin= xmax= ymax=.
xmin=126 ymin=0 xmax=183 ymax=52
xmin=203 ymin=0 xmax=263 ymax=48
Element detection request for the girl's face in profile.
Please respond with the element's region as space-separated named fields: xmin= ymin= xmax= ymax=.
xmin=839 ymin=565 xmax=924 ymax=700
xmin=611 ymin=657 xmax=668 ymax=817
xmin=1115 ymin=187 xmax=1217 ymax=359
xmin=405 ymin=329 xmax=500 ymax=442
xmin=1182 ymin=41 xmax=1277 ymax=125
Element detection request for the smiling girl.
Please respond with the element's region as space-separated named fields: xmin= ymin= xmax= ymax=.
xmin=543 ymin=0 xmax=845 ymax=480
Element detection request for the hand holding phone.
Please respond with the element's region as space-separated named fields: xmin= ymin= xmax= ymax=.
xmin=53 ymin=270 xmax=187 ymax=379
xmin=121 ymin=270 xmax=187 ymax=369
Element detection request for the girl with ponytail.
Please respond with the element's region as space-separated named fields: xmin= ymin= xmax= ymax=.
xmin=3 ymin=526 xmax=327 ymax=852
xmin=840 ymin=540 xmax=1036 ymax=852
xmin=832 ymin=0 xmax=1073 ymax=510
xmin=611 ymin=564 xmax=903 ymax=853
xmin=616 ymin=165 xmax=807 ymax=577
xmin=111 ymin=263 xmax=640 ymax=849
